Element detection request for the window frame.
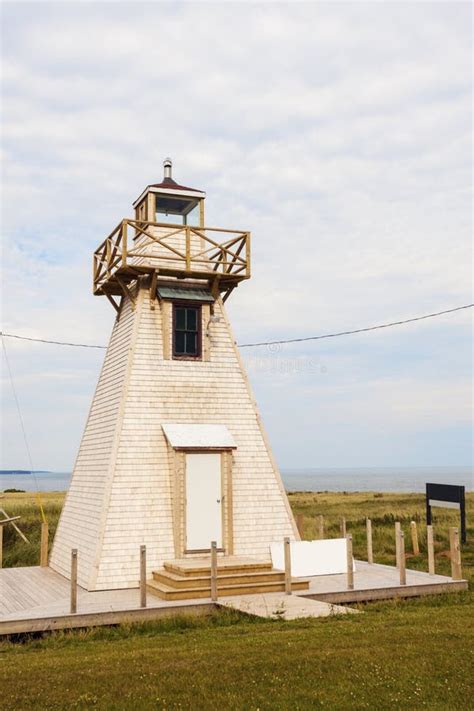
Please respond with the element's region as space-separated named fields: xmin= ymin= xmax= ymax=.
xmin=172 ymin=301 xmax=202 ymax=361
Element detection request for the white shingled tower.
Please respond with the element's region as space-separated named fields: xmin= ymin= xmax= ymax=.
xmin=50 ymin=160 xmax=305 ymax=597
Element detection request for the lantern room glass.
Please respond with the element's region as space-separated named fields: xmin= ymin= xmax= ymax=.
xmin=155 ymin=195 xmax=200 ymax=226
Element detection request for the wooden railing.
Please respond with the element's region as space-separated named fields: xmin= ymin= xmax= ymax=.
xmin=93 ymin=219 xmax=250 ymax=294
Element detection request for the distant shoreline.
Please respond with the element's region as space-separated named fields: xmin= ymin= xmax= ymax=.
xmin=1 ymin=466 xmax=472 ymax=494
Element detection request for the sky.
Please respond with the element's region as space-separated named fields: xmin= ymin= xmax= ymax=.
xmin=1 ymin=1 xmax=472 ymax=472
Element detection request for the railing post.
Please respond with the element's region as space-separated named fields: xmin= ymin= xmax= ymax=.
xmin=185 ymin=227 xmax=191 ymax=271
xmin=340 ymin=517 xmax=346 ymax=538
xmin=366 ymin=518 xmax=373 ymax=564
xmin=40 ymin=522 xmax=49 ymax=567
xmin=210 ymin=541 xmax=218 ymax=601
xmin=398 ymin=530 xmax=406 ymax=585
xmin=346 ymin=534 xmax=354 ymax=590
xmin=140 ymin=545 xmax=147 ymax=608
xmin=449 ymin=527 xmax=462 ymax=581
xmin=427 ymin=524 xmax=435 ymax=575
xmin=122 ymin=220 xmax=128 ymax=266
xmin=0 ymin=525 xmax=3 ymax=569
xmin=284 ymin=536 xmax=292 ymax=595
xmin=318 ymin=514 xmax=324 ymax=539
xmin=246 ymin=232 xmax=251 ymax=278
xmin=70 ymin=549 xmax=78 ymax=614
xmin=395 ymin=521 xmax=401 ymax=568
xmin=410 ymin=521 xmax=419 ymax=555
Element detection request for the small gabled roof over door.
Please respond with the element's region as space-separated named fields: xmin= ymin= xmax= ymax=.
xmin=162 ymin=424 xmax=237 ymax=450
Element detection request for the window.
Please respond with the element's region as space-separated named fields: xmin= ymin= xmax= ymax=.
xmin=135 ymin=201 xmax=147 ymax=223
xmin=155 ymin=196 xmax=200 ymax=225
xmin=173 ymin=304 xmax=201 ymax=359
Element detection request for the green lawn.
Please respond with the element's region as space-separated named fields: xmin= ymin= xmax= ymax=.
xmin=0 ymin=490 xmax=472 ymax=710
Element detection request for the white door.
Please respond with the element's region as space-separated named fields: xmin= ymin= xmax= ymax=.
xmin=185 ymin=453 xmax=222 ymax=551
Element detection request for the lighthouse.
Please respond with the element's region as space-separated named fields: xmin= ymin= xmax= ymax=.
xmin=50 ymin=160 xmax=305 ymax=597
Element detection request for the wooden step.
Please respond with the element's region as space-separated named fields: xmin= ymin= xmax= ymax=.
xmin=152 ymin=568 xmax=286 ymax=589
xmin=163 ymin=558 xmax=273 ymax=578
xmin=147 ymin=577 xmax=310 ymax=601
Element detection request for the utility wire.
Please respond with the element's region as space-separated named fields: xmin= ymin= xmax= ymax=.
xmin=1 ymin=335 xmax=47 ymax=522
xmin=0 ymin=333 xmax=106 ymax=349
xmin=238 ymin=303 xmax=473 ymax=348
xmin=1 ymin=303 xmax=472 ymax=350
xmin=2 ymin=303 xmax=473 ymax=349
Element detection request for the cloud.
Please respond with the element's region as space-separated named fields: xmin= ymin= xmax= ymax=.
xmin=1 ymin=1 xmax=472 ymax=470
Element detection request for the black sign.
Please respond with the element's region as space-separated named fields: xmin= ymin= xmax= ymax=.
xmin=426 ymin=483 xmax=466 ymax=544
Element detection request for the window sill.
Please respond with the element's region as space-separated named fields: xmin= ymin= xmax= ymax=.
xmin=172 ymin=355 xmax=202 ymax=362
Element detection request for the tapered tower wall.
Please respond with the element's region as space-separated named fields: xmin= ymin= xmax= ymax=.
xmin=50 ymin=298 xmax=136 ymax=588
xmin=51 ymin=282 xmax=298 ymax=591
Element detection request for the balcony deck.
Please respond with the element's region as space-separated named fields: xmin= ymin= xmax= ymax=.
xmin=93 ymin=219 xmax=250 ymax=299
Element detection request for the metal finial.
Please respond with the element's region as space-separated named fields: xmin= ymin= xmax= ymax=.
xmin=163 ymin=157 xmax=172 ymax=179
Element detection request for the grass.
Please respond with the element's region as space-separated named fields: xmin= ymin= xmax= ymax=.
xmin=0 ymin=490 xmax=472 ymax=710
xmin=0 ymin=491 xmax=63 ymax=567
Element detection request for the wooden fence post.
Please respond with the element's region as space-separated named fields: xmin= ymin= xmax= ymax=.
xmin=395 ymin=522 xmax=401 ymax=568
xmin=70 ymin=549 xmax=78 ymax=614
xmin=410 ymin=521 xmax=419 ymax=556
xmin=427 ymin=524 xmax=435 ymax=575
xmin=210 ymin=541 xmax=218 ymax=601
xmin=398 ymin=529 xmax=406 ymax=585
xmin=449 ymin=527 xmax=462 ymax=581
xmin=296 ymin=513 xmax=304 ymax=538
xmin=340 ymin=517 xmax=346 ymax=538
xmin=346 ymin=534 xmax=354 ymax=590
xmin=40 ymin=522 xmax=49 ymax=567
xmin=284 ymin=536 xmax=292 ymax=595
xmin=318 ymin=514 xmax=324 ymax=539
xmin=140 ymin=545 xmax=147 ymax=608
xmin=0 ymin=525 xmax=3 ymax=569
xmin=366 ymin=518 xmax=373 ymax=564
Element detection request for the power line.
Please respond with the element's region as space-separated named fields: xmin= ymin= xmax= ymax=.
xmin=0 ymin=303 xmax=472 ymax=351
xmin=1 ymin=335 xmax=47 ymax=522
xmin=0 ymin=333 xmax=106 ymax=349
xmin=238 ymin=303 xmax=473 ymax=348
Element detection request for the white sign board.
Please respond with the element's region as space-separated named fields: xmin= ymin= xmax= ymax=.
xmin=428 ymin=499 xmax=461 ymax=510
xmin=270 ymin=539 xmax=355 ymax=577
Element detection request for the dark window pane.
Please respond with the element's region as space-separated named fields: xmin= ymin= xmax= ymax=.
xmin=185 ymin=332 xmax=198 ymax=355
xmin=175 ymin=331 xmax=186 ymax=354
xmin=186 ymin=308 xmax=197 ymax=331
xmin=173 ymin=304 xmax=200 ymax=358
xmin=175 ymin=307 xmax=186 ymax=330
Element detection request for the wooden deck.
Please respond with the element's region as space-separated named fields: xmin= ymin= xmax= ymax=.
xmin=0 ymin=562 xmax=467 ymax=635
xmin=302 ymin=560 xmax=468 ymax=603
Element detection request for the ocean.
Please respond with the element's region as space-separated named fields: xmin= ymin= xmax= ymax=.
xmin=1 ymin=466 xmax=472 ymax=493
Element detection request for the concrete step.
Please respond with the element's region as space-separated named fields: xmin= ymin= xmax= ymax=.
xmin=152 ymin=568 xmax=286 ymax=589
xmin=147 ymin=577 xmax=310 ymax=601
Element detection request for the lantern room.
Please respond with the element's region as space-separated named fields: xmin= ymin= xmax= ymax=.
xmin=132 ymin=158 xmax=206 ymax=226
xmin=93 ymin=159 xmax=250 ymax=307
